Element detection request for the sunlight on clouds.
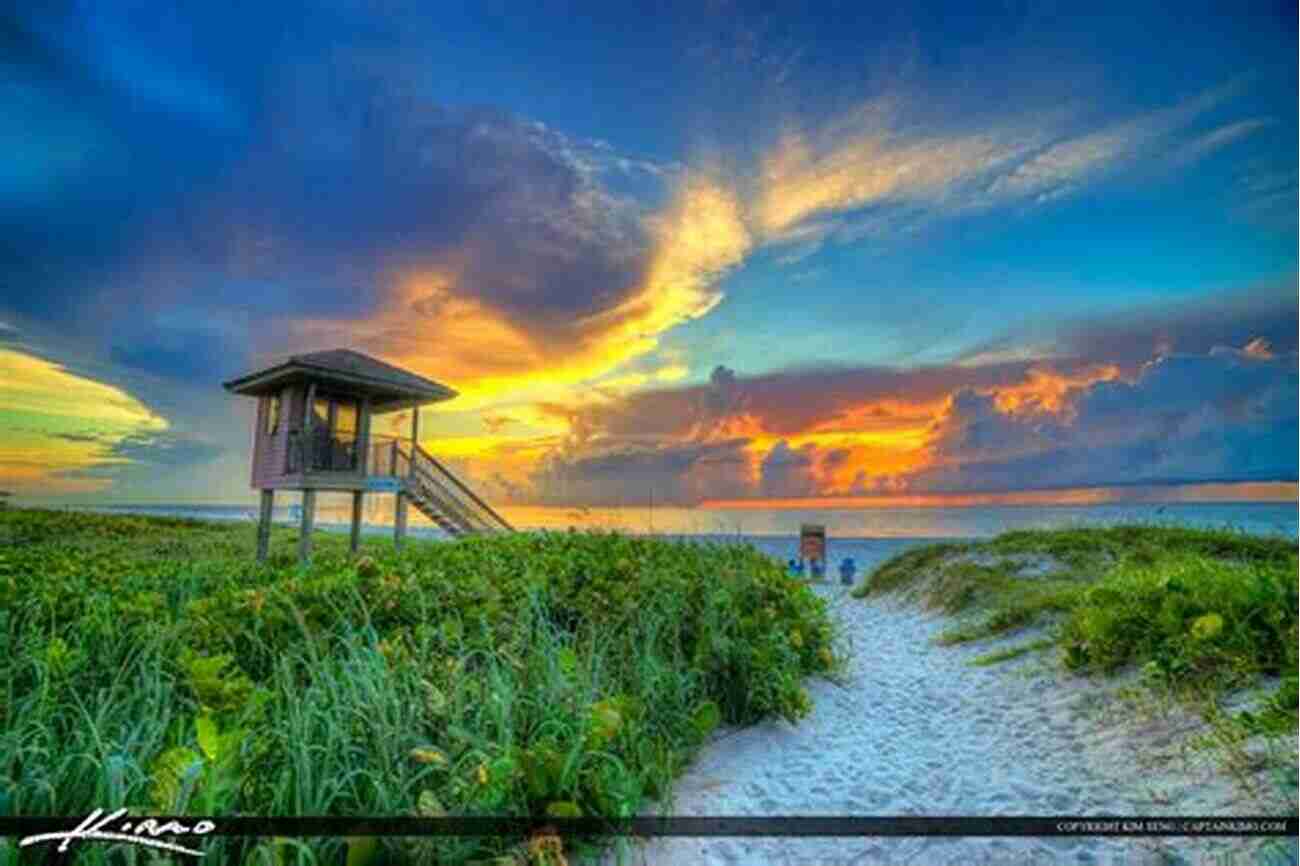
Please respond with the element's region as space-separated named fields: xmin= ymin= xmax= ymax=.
xmin=0 ymin=349 xmax=167 ymax=427
xmin=0 ymin=349 xmax=169 ymax=494
xmin=991 ymin=364 xmax=1122 ymax=415
xmin=654 ymin=363 xmax=689 ymax=382
xmin=584 ymin=180 xmax=751 ymax=351
xmin=755 ymin=79 xmax=1250 ymax=246
xmin=517 ymin=362 xmax=1146 ymax=505
xmin=262 ymin=83 xmax=1272 ymax=509
xmin=583 ymin=362 xmax=693 ymax=396
xmin=756 ymin=127 xmax=1022 ymax=236
xmin=748 ymin=428 xmax=933 ymax=492
xmin=292 ymin=178 xmax=747 ymax=417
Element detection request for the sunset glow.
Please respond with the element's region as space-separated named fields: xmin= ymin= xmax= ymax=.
xmin=2 ymin=3 xmax=1294 ymax=514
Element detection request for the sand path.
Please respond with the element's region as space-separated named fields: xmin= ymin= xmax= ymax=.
xmin=599 ymin=585 xmax=1296 ymax=866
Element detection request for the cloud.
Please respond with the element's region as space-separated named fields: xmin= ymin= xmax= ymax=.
xmin=285 ymin=171 xmax=749 ymax=409
xmin=963 ymin=278 xmax=1299 ymax=370
xmin=1231 ymin=163 xmax=1298 ymax=231
xmin=0 ymin=347 xmax=170 ymax=494
xmin=754 ymin=80 xmax=1254 ymax=257
xmin=527 ymin=438 xmax=754 ymax=508
xmin=756 ymin=123 xmax=1031 ymax=236
xmin=906 ymin=346 xmax=1297 ymax=494
xmin=4 ymin=4 xmax=1292 ymax=510
xmin=1168 ymin=118 xmax=1273 ymax=168
xmin=6 ymin=6 xmax=728 ymax=402
xmin=758 ymin=440 xmax=818 ymax=498
xmin=499 ymin=281 xmax=1298 ymax=505
xmin=984 ymin=81 xmax=1239 ymax=202
xmin=500 ymin=354 xmax=1119 ymax=505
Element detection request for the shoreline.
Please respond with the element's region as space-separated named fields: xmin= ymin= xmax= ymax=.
xmin=602 ymin=585 xmax=1297 ymax=866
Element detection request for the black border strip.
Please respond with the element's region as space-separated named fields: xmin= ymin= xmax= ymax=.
xmin=3 ymin=816 xmax=1297 ymax=838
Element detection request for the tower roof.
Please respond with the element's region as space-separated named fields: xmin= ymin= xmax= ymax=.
xmin=222 ymin=348 xmax=457 ymax=412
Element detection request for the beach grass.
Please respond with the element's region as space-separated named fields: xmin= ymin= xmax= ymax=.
xmin=853 ymin=524 xmax=1299 ymax=804
xmin=969 ymin=637 xmax=1056 ymax=667
xmin=0 ymin=509 xmax=837 ymax=865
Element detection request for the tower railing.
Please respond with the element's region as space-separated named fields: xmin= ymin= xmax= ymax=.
xmin=401 ymin=442 xmax=513 ymax=533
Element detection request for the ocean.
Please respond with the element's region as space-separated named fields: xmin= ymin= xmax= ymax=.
xmin=70 ymin=500 xmax=1297 ymax=574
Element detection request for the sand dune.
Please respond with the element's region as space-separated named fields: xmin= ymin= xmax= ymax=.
xmin=602 ymin=585 xmax=1296 ymax=866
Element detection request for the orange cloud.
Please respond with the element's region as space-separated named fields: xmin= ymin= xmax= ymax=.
xmin=288 ymin=177 xmax=749 ymax=413
xmin=989 ymin=364 xmax=1122 ymax=415
xmin=508 ymin=360 xmax=1114 ymax=504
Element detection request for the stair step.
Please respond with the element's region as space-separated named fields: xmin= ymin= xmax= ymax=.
xmin=401 ymin=476 xmax=502 ymax=537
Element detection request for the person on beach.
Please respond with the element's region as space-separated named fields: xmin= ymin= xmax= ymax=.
xmin=839 ymin=556 xmax=857 ymax=585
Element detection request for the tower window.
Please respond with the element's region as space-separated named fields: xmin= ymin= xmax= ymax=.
xmin=266 ymin=393 xmax=281 ymax=435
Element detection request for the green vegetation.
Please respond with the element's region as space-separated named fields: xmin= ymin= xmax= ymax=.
xmin=0 ymin=509 xmax=838 ymax=865
xmin=970 ymin=638 xmax=1055 ymax=667
xmin=854 ymin=524 xmax=1299 ymax=804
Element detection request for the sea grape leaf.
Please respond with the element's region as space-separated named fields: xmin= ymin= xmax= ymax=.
xmin=545 ymin=800 xmax=582 ymax=818
xmin=691 ymin=701 xmax=721 ymax=739
xmin=150 ymin=746 xmax=202 ymax=812
xmin=195 ymin=714 xmax=220 ymax=763
xmin=557 ymin=648 xmax=577 ymax=677
xmin=417 ymin=789 xmax=446 ymax=817
xmin=346 ymin=836 xmax=378 ymax=866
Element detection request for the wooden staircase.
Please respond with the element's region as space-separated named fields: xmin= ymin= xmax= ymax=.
xmin=396 ymin=443 xmax=513 ymax=537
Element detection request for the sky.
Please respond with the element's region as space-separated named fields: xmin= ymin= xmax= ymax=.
xmin=2 ymin=0 xmax=1297 ymax=512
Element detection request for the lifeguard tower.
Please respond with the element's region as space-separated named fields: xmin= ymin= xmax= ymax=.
xmin=223 ymin=349 xmax=512 ymax=563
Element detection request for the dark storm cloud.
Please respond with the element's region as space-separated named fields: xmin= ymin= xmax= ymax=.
xmin=2 ymin=1 xmax=664 ymax=385
xmin=527 ymin=438 xmax=753 ymax=507
xmin=964 ymin=279 xmax=1299 ymax=370
xmin=567 ymin=357 xmax=1098 ymax=441
xmin=108 ymin=327 xmax=250 ymax=386
xmin=758 ymin=440 xmax=817 ymax=499
xmin=907 ymin=347 xmax=1298 ymax=494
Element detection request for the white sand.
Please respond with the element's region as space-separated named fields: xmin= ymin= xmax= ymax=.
xmin=598 ymin=585 xmax=1297 ymax=866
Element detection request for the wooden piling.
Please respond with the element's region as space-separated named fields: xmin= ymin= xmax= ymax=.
xmin=299 ymin=489 xmax=316 ymax=565
xmin=394 ymin=490 xmax=408 ymax=550
xmin=350 ymin=490 xmax=364 ymax=554
xmin=256 ymin=489 xmax=274 ymax=562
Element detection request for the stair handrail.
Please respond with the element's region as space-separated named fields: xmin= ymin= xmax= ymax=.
xmin=402 ymin=443 xmax=513 ymax=532
xmin=420 ymin=448 xmax=513 ymax=531
xmin=413 ymin=453 xmax=508 ymax=533
xmin=409 ymin=468 xmax=479 ymax=534
xmin=393 ymin=445 xmax=478 ymax=535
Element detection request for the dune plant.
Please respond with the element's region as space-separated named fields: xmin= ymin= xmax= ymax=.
xmin=0 ymin=509 xmax=837 ymax=865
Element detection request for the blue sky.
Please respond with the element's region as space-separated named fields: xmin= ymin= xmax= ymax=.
xmin=1 ymin=0 xmax=1295 ymax=506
